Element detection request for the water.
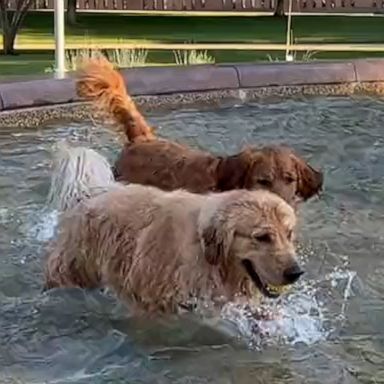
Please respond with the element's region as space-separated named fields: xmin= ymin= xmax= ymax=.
xmin=1 ymin=96 xmax=384 ymax=383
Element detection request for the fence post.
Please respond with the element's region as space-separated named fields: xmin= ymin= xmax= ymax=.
xmin=285 ymin=0 xmax=294 ymax=61
xmin=54 ymin=0 xmax=66 ymax=78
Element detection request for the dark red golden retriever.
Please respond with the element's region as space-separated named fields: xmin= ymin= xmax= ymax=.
xmin=76 ymin=57 xmax=323 ymax=207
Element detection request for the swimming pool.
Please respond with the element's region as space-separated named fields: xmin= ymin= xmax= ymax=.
xmin=0 ymin=96 xmax=383 ymax=383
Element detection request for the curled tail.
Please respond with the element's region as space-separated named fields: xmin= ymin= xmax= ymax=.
xmin=47 ymin=141 xmax=115 ymax=212
xmin=76 ymin=56 xmax=155 ymax=143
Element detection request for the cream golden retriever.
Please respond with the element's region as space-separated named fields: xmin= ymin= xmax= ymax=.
xmin=44 ymin=143 xmax=304 ymax=314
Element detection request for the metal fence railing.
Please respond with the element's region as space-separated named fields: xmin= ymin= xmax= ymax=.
xmin=4 ymin=0 xmax=384 ymax=12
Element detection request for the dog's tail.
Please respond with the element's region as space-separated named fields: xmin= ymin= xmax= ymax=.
xmin=47 ymin=141 xmax=115 ymax=212
xmin=76 ymin=56 xmax=155 ymax=143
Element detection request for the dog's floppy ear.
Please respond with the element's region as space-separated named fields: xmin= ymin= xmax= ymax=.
xmin=201 ymin=218 xmax=234 ymax=266
xmin=292 ymin=154 xmax=323 ymax=200
xmin=216 ymin=149 xmax=254 ymax=191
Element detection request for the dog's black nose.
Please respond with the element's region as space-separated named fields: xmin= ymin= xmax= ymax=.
xmin=283 ymin=264 xmax=304 ymax=284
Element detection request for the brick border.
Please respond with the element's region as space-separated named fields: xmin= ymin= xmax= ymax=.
xmin=0 ymin=59 xmax=383 ymax=112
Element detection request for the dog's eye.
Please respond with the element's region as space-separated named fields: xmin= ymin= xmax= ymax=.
xmin=285 ymin=176 xmax=295 ymax=184
xmin=258 ymin=179 xmax=272 ymax=187
xmin=254 ymin=233 xmax=272 ymax=243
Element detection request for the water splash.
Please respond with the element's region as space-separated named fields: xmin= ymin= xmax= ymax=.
xmin=238 ymin=90 xmax=247 ymax=103
xmin=327 ymin=269 xmax=357 ymax=319
xmin=25 ymin=209 xmax=58 ymax=242
xmin=219 ymin=263 xmax=357 ymax=349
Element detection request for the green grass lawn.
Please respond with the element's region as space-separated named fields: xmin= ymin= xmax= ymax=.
xmin=1 ymin=49 xmax=384 ymax=80
xmin=0 ymin=12 xmax=383 ymax=77
xmin=3 ymin=12 xmax=384 ymax=46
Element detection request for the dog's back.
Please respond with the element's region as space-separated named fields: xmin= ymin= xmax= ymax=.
xmin=44 ymin=185 xmax=156 ymax=290
xmin=114 ymin=140 xmax=220 ymax=193
xmin=44 ymin=183 xmax=207 ymax=310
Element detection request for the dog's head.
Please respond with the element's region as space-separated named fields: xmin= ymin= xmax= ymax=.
xmin=217 ymin=146 xmax=323 ymax=207
xmin=200 ymin=190 xmax=302 ymax=299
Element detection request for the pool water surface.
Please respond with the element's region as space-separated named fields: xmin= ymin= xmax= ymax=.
xmin=0 ymin=96 xmax=384 ymax=383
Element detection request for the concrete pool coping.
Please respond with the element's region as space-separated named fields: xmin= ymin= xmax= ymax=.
xmin=0 ymin=59 xmax=383 ymax=127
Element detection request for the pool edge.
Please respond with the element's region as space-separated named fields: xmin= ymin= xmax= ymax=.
xmin=1 ymin=59 xmax=384 ymax=128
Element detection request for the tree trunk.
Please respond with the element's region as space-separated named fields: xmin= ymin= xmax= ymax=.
xmin=67 ymin=0 xmax=77 ymax=25
xmin=2 ymin=26 xmax=17 ymax=55
xmin=273 ymin=0 xmax=285 ymax=16
xmin=0 ymin=0 xmax=33 ymax=55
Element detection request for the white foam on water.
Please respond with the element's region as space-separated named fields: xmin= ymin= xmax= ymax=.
xmin=238 ymin=90 xmax=247 ymax=103
xmin=1 ymin=205 xmax=57 ymax=242
xmin=0 ymin=207 xmax=10 ymax=225
xmin=219 ymin=264 xmax=357 ymax=349
xmin=25 ymin=209 xmax=59 ymax=242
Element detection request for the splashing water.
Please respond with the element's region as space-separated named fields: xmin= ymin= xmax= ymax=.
xmin=238 ymin=90 xmax=248 ymax=103
xmin=25 ymin=209 xmax=59 ymax=243
xmin=220 ymin=264 xmax=356 ymax=349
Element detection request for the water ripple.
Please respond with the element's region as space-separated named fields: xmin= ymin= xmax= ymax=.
xmin=0 ymin=95 xmax=384 ymax=383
